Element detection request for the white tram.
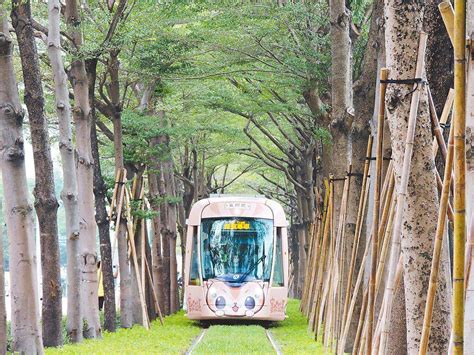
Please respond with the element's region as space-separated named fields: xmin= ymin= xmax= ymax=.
xmin=184 ymin=195 xmax=289 ymax=321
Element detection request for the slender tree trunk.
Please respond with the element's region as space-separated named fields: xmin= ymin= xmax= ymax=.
xmin=86 ymin=57 xmax=116 ymax=332
xmin=47 ymin=0 xmax=82 ymax=342
xmin=130 ymin=171 xmax=145 ymax=325
xmin=141 ymin=83 xmax=167 ymax=315
xmin=11 ymin=0 xmax=62 ymax=347
xmin=149 ymin=166 xmax=165 ymax=313
xmin=0 ymin=15 xmax=43 ymax=353
xmin=384 ymin=4 xmax=451 ymax=351
xmin=159 ymin=160 xmax=172 ymax=315
xmin=0 ymin=200 xmax=5 ymax=355
xmin=108 ymin=50 xmax=133 ymax=327
xmin=65 ymin=0 xmax=100 ymax=338
xmin=325 ymin=0 xmax=353 ymax=185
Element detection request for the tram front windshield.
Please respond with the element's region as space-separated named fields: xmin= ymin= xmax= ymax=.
xmin=200 ymin=217 xmax=274 ymax=282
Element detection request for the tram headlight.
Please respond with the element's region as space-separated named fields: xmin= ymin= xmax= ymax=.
xmin=245 ymin=296 xmax=256 ymax=310
xmin=215 ymin=296 xmax=226 ymax=310
xmin=254 ymin=287 xmax=263 ymax=299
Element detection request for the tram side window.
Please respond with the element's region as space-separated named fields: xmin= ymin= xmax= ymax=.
xmin=272 ymin=227 xmax=284 ymax=287
xmin=189 ymin=226 xmax=201 ymax=286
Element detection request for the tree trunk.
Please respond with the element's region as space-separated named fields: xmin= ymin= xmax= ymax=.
xmin=384 ymin=4 xmax=451 ymax=352
xmin=11 ymin=0 xmax=62 ymax=347
xmin=65 ymin=0 xmax=100 ymax=339
xmin=386 ymin=279 xmax=407 ymax=354
xmin=141 ymin=83 xmax=167 ymax=316
xmin=86 ymin=57 xmax=116 ymax=333
xmin=130 ymin=172 xmax=145 ymax=325
xmin=325 ymin=0 xmax=353 ymax=186
xmin=47 ymin=0 xmax=82 ymax=342
xmin=108 ymin=50 xmax=133 ymax=328
xmin=159 ymin=160 xmax=171 ymax=315
xmin=149 ymin=166 xmax=165 ymax=314
xmin=0 ymin=200 xmax=6 ymax=355
xmin=0 ymin=15 xmax=43 ymax=353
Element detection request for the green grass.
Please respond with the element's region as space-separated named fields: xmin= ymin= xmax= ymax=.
xmin=193 ymin=324 xmax=274 ymax=354
xmin=44 ymin=299 xmax=324 ymax=354
xmin=46 ymin=310 xmax=201 ymax=354
xmin=269 ymin=299 xmax=325 ymax=354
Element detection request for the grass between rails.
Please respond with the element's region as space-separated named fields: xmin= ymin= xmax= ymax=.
xmin=193 ymin=325 xmax=274 ymax=354
xmin=269 ymin=299 xmax=325 ymax=354
xmin=45 ymin=299 xmax=323 ymax=354
xmin=46 ymin=310 xmax=201 ymax=354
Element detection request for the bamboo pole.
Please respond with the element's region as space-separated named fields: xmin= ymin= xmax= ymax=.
xmin=353 ymin=288 xmax=368 ymax=354
xmin=144 ymin=255 xmax=164 ymax=325
xmin=439 ymin=1 xmax=455 ymax=45
xmin=432 ymin=89 xmax=455 ymax=157
xmin=318 ymin=181 xmax=335 ymax=341
xmin=339 ymin=136 xmax=373 ymax=349
xmin=335 ymin=167 xmax=352 ymax=346
xmin=308 ymin=182 xmax=330 ymax=331
xmin=419 ymin=117 xmax=455 ymax=354
xmin=427 ymin=87 xmax=448 ymax=161
xmin=124 ymin=188 xmax=150 ymax=330
xmin=452 ymin=0 xmax=467 ymax=350
xmin=304 ymin=219 xmax=321 ymax=317
xmin=367 ymin=68 xmax=389 ymax=354
xmin=305 ymin=193 xmax=326 ymax=320
xmin=312 ymin=180 xmax=333 ymax=335
xmin=302 ymin=205 xmax=321 ymax=315
xmin=379 ymin=32 xmax=428 ymax=354
xmin=339 ymin=163 xmax=395 ymax=348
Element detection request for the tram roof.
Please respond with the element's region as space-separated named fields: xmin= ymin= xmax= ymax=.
xmin=187 ymin=195 xmax=288 ymax=227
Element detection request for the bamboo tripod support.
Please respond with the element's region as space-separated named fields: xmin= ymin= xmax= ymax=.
xmin=379 ymin=32 xmax=428 ymax=353
xmin=109 ymin=170 xmax=165 ymax=329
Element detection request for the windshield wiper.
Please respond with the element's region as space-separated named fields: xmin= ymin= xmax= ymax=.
xmin=233 ymin=255 xmax=266 ymax=283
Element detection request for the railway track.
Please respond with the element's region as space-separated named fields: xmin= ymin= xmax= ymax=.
xmin=186 ymin=324 xmax=281 ymax=354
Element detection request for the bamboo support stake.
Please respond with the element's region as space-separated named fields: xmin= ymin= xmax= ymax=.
xmin=428 ymin=86 xmax=448 ymax=161
xmin=379 ymin=32 xmax=428 ymax=354
xmin=302 ymin=209 xmax=320 ymax=315
xmin=318 ymin=188 xmax=335 ymax=341
xmin=338 ymin=174 xmax=395 ymax=354
xmin=144 ymin=255 xmax=164 ymax=325
xmin=305 ymin=205 xmax=325 ymax=320
xmin=452 ymin=0 xmax=466 ymax=350
xmin=335 ymin=167 xmax=352 ymax=345
xmin=419 ymin=119 xmax=455 ymax=354
xmin=124 ymin=188 xmax=150 ymax=330
xmin=367 ymin=68 xmax=389 ymax=354
xmin=339 ymin=136 xmax=373 ymax=345
xmin=432 ymin=89 xmax=455 ymax=157
xmin=311 ymin=180 xmax=333 ymax=335
xmin=353 ymin=288 xmax=368 ymax=354
xmin=439 ymin=1 xmax=455 ymax=45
